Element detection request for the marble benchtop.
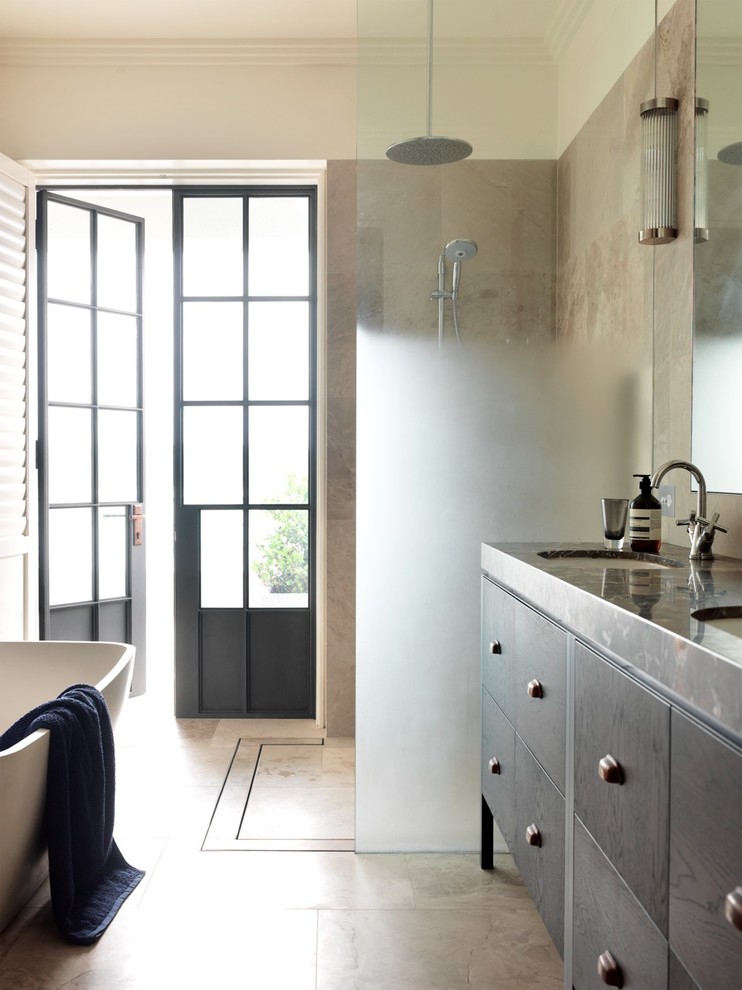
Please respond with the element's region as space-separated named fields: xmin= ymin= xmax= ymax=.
xmin=481 ymin=541 xmax=742 ymax=742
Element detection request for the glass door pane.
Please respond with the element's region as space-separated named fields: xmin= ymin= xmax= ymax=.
xmin=182 ymin=197 xmax=243 ymax=296
xmin=200 ymin=510 xmax=244 ymax=608
xmin=248 ymin=197 xmax=309 ymax=296
xmin=97 ymin=312 xmax=139 ymax=406
xmin=98 ymin=410 xmax=139 ymax=503
xmin=46 ymin=304 xmax=91 ymax=403
xmin=46 ymin=200 xmax=91 ymax=304
xmin=48 ymin=507 xmax=93 ymax=605
xmin=97 ymin=213 xmax=138 ymax=311
xmin=47 ymin=407 xmax=92 ymax=503
xmin=249 ymin=507 xmax=309 ymax=608
xmin=183 ymin=301 xmax=243 ymax=400
xmin=182 ymin=406 xmax=243 ymax=505
xmin=248 ymin=302 xmax=309 ymax=400
xmin=248 ymin=406 xmax=309 ymax=505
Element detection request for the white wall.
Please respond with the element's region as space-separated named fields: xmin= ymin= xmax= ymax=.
xmin=358 ymin=60 xmax=558 ymax=160
xmin=557 ymin=0 xmax=654 ymax=155
xmin=0 ymin=62 xmax=356 ymax=161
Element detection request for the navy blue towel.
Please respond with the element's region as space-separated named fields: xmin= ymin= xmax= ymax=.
xmin=0 ymin=683 xmax=144 ymax=944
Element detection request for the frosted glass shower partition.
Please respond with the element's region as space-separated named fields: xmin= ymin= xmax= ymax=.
xmin=355 ymin=0 xmax=655 ymax=852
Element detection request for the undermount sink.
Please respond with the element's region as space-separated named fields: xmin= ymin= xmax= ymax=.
xmin=537 ymin=549 xmax=684 ymax=570
xmin=691 ymin=606 xmax=742 ymax=638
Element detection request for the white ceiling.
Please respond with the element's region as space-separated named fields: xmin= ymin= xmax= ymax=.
xmin=0 ymin=0 xmax=358 ymax=40
xmin=0 ymin=0 xmax=565 ymax=42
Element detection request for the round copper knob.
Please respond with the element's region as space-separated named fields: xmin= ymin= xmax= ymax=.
xmin=488 ymin=757 xmax=500 ymax=775
xmin=597 ymin=950 xmax=623 ymax=987
xmin=725 ymin=887 xmax=742 ymax=931
xmin=598 ymin=754 xmax=624 ymax=785
xmin=527 ymin=678 xmax=543 ymax=699
xmin=525 ymin=823 xmax=541 ymax=847
xmin=489 ymin=640 xmax=501 ymax=655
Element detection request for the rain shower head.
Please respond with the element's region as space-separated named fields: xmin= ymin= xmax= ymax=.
xmin=386 ymin=135 xmax=473 ymax=167
xmin=385 ymin=0 xmax=473 ymax=166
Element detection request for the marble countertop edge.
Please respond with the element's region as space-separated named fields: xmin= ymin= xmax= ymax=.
xmin=481 ymin=541 xmax=742 ymax=740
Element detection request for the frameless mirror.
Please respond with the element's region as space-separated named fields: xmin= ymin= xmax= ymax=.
xmin=692 ymin=0 xmax=742 ymax=493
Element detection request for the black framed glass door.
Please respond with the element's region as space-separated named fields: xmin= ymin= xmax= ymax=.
xmin=37 ymin=191 xmax=146 ymax=691
xmin=173 ymin=187 xmax=317 ymax=717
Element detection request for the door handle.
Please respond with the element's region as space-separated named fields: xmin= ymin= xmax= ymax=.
xmin=129 ymin=504 xmax=145 ymax=546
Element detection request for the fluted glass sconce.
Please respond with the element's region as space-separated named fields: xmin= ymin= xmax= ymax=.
xmin=695 ymin=98 xmax=709 ymax=242
xmin=639 ymin=97 xmax=679 ymax=244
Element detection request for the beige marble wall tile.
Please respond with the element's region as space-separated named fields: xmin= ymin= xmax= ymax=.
xmin=327 ymin=396 xmax=355 ymax=521
xmin=557 ymin=45 xmax=653 ymax=360
xmin=327 ymin=271 xmax=356 ymax=399
xmin=556 ymin=26 xmax=655 ymax=486
xmin=622 ymin=34 xmax=655 ymax=220
xmin=653 ymin=0 xmax=697 ymax=543
xmin=358 ymin=159 xmax=556 ymax=346
xmin=326 ymin=163 xmax=357 ymax=737
xmin=358 ymin=160 xmax=443 ymax=267
xmin=442 ymin=160 xmax=556 ymax=276
xmin=327 ymin=160 xmax=357 ymax=278
xmin=326 ymin=517 xmax=356 ymax=738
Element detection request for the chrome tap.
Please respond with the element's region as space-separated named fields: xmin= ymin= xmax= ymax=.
xmin=650 ymin=459 xmax=726 ymax=560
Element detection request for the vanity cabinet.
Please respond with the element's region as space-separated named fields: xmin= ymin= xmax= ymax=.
xmin=481 ymin=576 xmax=566 ymax=955
xmin=572 ymin=819 xmax=668 ymax=989
xmin=513 ymin=735 xmax=565 ymax=956
xmin=669 ymin=709 xmax=742 ymax=990
xmin=574 ymin=642 xmax=669 ymax=932
xmin=481 ymin=686 xmax=515 ymax=849
xmin=514 ymin=601 xmax=567 ymax=794
xmin=480 ymin=565 xmax=742 ymax=990
xmin=481 ymin=576 xmax=516 ymax=722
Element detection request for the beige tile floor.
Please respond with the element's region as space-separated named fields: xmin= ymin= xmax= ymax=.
xmin=0 ymin=689 xmax=563 ymax=989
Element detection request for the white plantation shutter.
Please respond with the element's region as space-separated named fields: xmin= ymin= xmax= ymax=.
xmin=0 ymin=157 xmax=31 ymax=559
xmin=0 ymin=152 xmax=35 ymax=638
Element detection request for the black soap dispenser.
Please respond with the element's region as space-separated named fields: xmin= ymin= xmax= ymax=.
xmin=629 ymin=474 xmax=662 ymax=553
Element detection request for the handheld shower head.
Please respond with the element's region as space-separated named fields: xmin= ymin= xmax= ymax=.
xmin=445 ymin=239 xmax=478 ymax=298
xmin=445 ymin=238 xmax=478 ymax=261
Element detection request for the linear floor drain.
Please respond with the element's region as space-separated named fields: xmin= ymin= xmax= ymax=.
xmin=203 ymin=739 xmax=354 ymax=852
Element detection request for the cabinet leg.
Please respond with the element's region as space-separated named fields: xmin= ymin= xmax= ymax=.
xmin=481 ymin=794 xmax=494 ymax=870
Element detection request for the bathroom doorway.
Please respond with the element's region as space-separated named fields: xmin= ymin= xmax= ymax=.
xmin=36 ymin=185 xmax=320 ymax=718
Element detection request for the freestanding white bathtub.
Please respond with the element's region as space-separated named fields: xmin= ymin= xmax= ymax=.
xmin=0 ymin=640 xmax=136 ymax=933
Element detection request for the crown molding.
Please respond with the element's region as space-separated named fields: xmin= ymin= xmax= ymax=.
xmin=0 ymin=38 xmax=358 ymax=67
xmin=0 ymin=36 xmax=555 ymax=69
xmin=544 ymin=0 xmax=594 ymax=63
xmin=20 ymin=160 xmax=328 ymax=184
xmin=359 ymin=38 xmax=552 ymax=67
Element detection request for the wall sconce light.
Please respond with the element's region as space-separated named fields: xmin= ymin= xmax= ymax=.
xmin=639 ymin=97 xmax=679 ymax=244
xmin=695 ymin=98 xmax=709 ymax=243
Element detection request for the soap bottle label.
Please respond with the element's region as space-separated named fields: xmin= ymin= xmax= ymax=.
xmin=629 ymin=508 xmax=661 ymax=545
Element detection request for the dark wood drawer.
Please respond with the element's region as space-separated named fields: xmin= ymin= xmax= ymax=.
xmin=669 ymin=709 xmax=742 ymax=990
xmin=574 ymin=642 xmax=670 ymax=933
xmin=481 ymin=686 xmax=515 ymax=849
xmin=481 ymin=577 xmax=516 ymax=723
xmin=573 ymin=819 xmax=668 ymax=990
xmin=514 ymin=601 xmax=567 ymax=793
xmin=669 ymin=951 xmax=701 ymax=990
xmin=513 ymin=736 xmax=565 ymax=956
